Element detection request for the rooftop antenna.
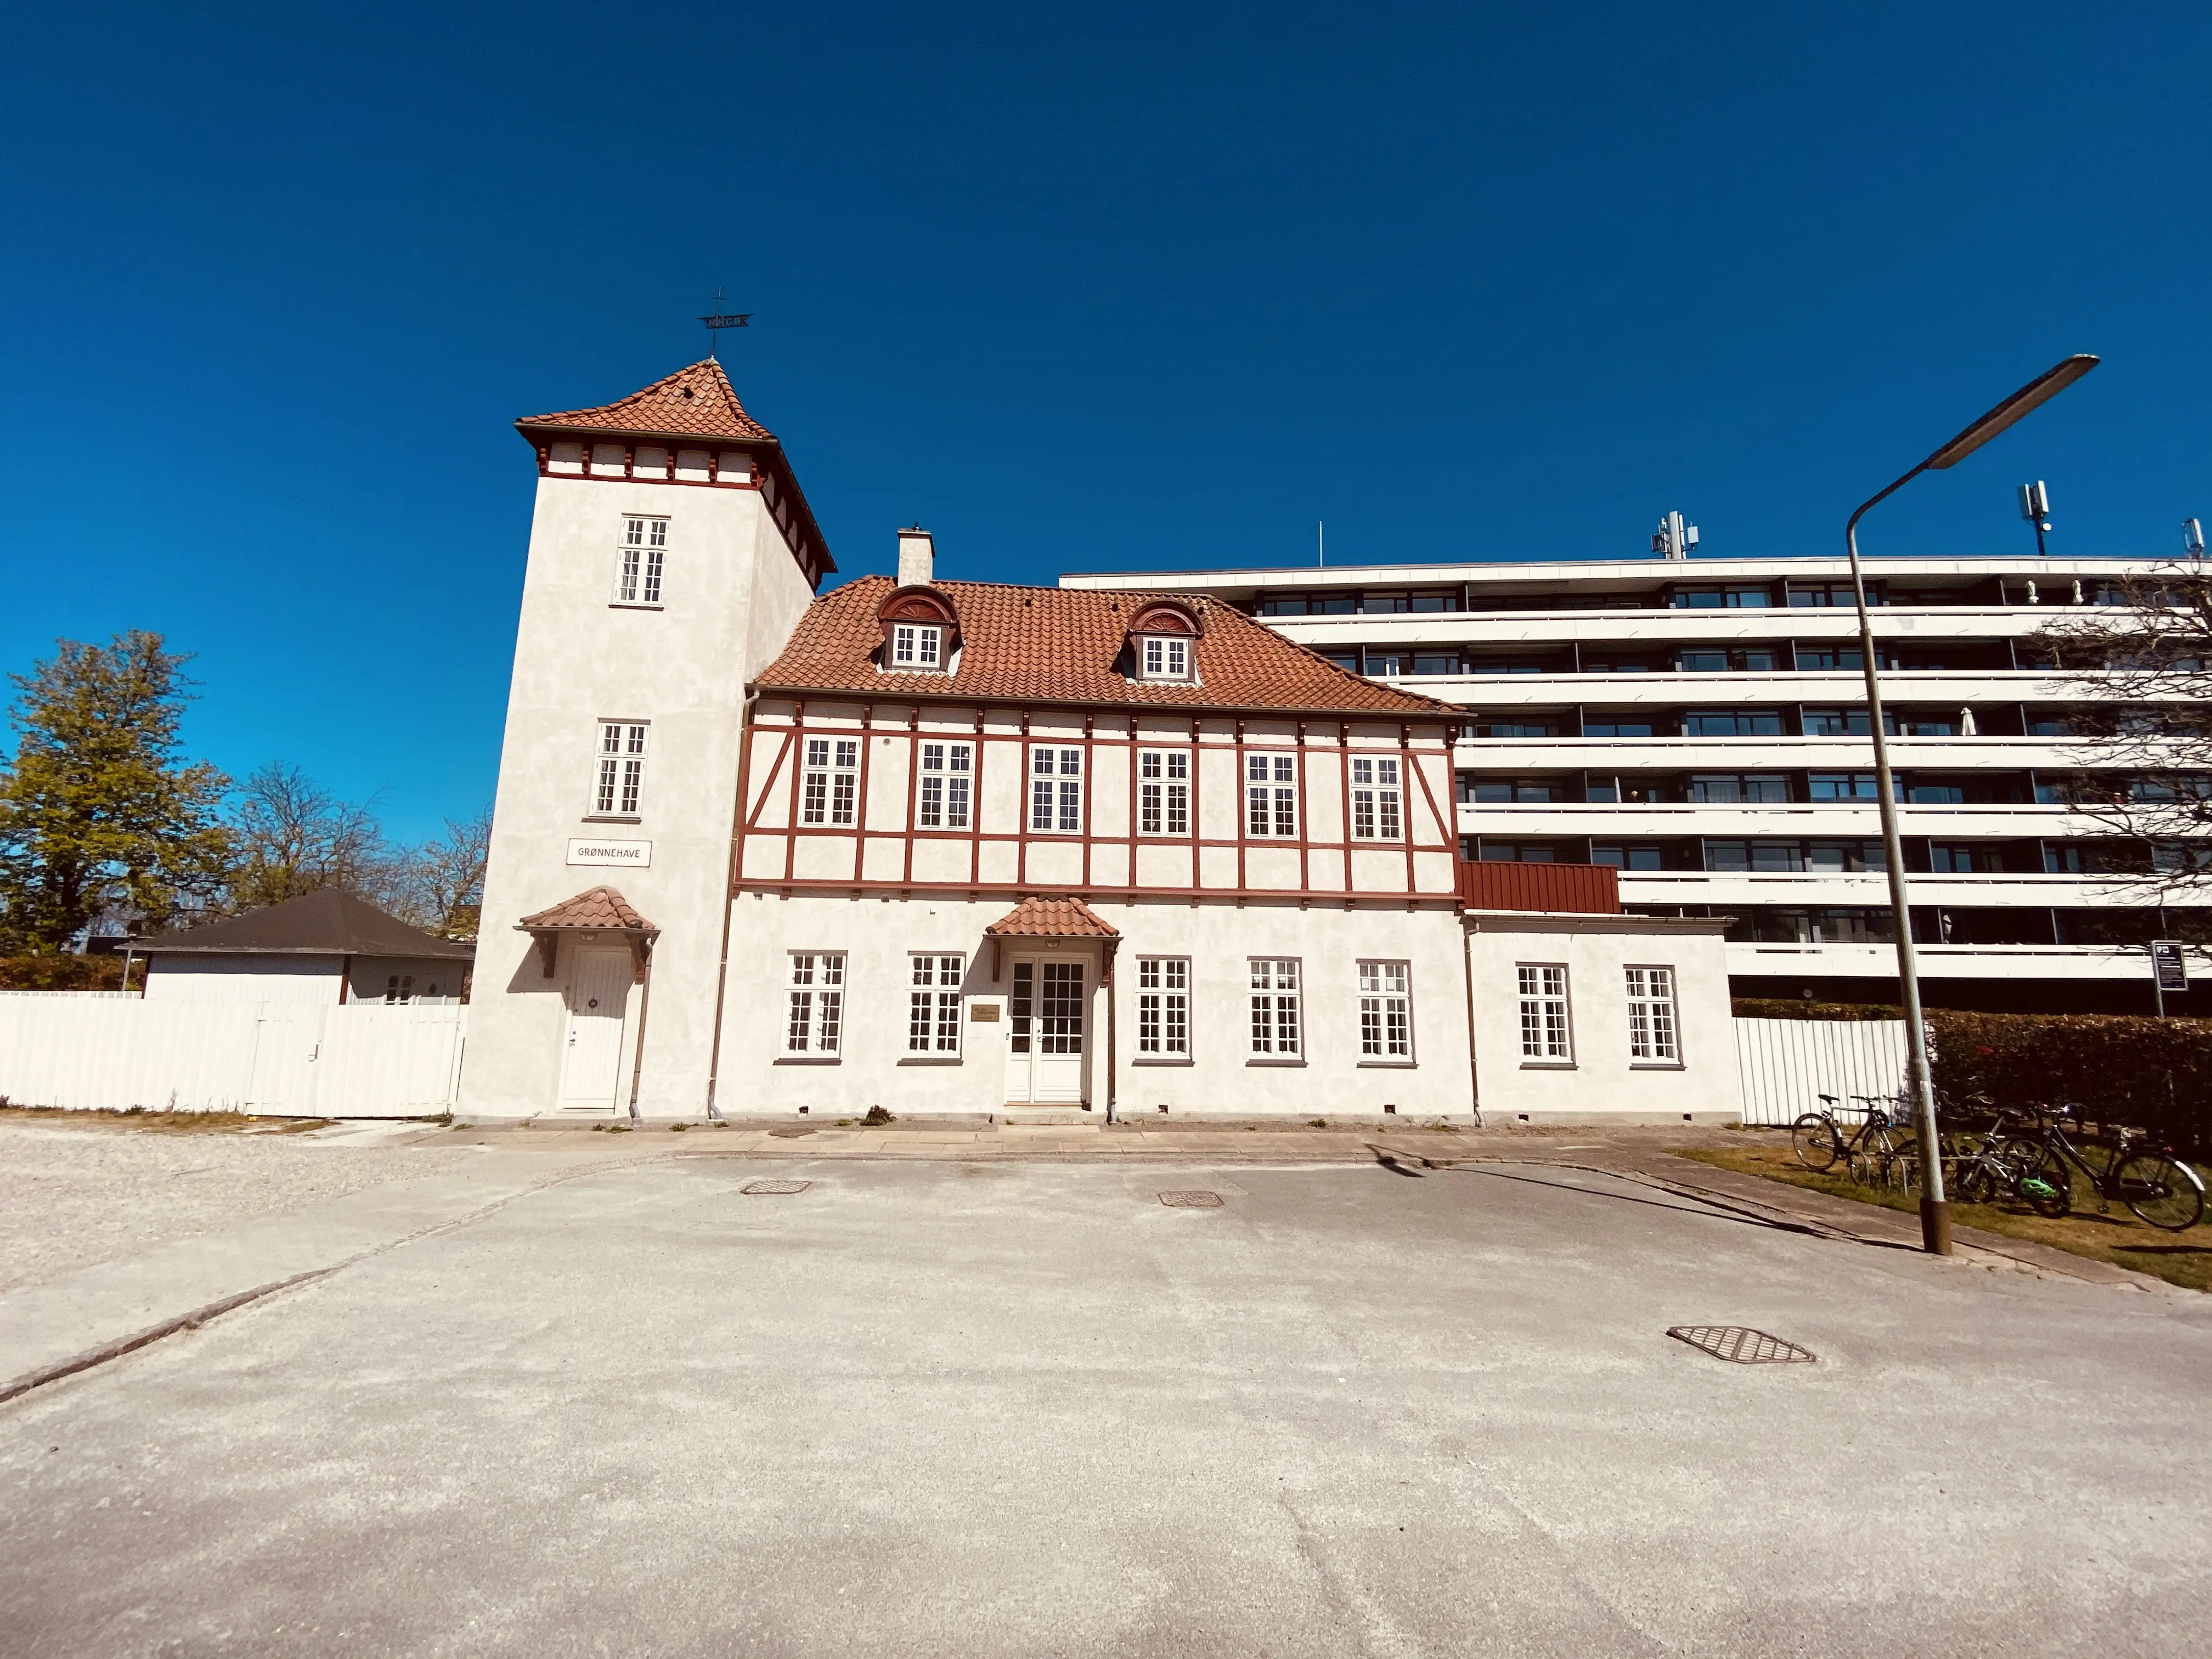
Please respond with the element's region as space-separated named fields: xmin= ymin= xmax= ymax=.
xmin=2184 ymin=518 xmax=2204 ymax=563
xmin=1651 ymin=511 xmax=1697 ymax=560
xmin=2017 ymin=480 xmax=2051 ymax=556
xmin=697 ymin=286 xmax=753 ymax=359
xmin=1318 ymin=520 xmax=1325 ymax=568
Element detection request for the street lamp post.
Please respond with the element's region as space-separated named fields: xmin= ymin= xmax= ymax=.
xmin=1844 ymin=354 xmax=2100 ymax=1256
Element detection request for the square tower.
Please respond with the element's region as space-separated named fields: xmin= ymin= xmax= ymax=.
xmin=460 ymin=360 xmax=832 ymax=1118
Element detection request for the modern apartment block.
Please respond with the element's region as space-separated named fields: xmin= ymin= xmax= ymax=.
xmin=1061 ymin=552 xmax=2207 ymax=1014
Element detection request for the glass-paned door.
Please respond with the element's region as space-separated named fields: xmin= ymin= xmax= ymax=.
xmin=1005 ymin=957 xmax=1086 ymax=1103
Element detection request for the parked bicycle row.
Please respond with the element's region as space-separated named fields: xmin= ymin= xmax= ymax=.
xmin=1788 ymin=1093 xmax=2206 ymax=1232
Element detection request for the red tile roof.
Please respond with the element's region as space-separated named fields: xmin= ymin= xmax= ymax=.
xmin=754 ymin=578 xmax=1455 ymax=715
xmin=984 ymin=896 xmax=1121 ymax=938
xmin=516 ymin=359 xmax=774 ymax=444
xmin=517 ymin=887 xmax=658 ymax=933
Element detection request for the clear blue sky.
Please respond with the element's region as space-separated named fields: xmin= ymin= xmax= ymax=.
xmin=3 ymin=3 xmax=2206 ymax=842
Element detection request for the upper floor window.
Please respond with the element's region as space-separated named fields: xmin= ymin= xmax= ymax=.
xmin=1247 ymin=753 xmax=1297 ymax=837
xmin=1139 ymin=749 xmax=1190 ymax=835
xmin=1689 ymin=773 xmax=1790 ymax=804
xmin=917 ymin=742 xmax=973 ymax=829
xmin=594 ymin=721 xmax=648 ymax=816
xmin=1139 ymin=635 xmax=1192 ymax=680
xmin=803 ymin=737 xmax=860 ymax=826
xmin=1671 ymin=583 xmax=1773 ymax=609
xmin=617 ymin=517 xmax=667 ymax=606
xmin=1789 ymin=580 xmax=1881 ymax=607
xmin=1350 ymin=757 xmax=1402 ymax=839
xmin=1683 ymin=709 xmax=1785 ymax=737
xmin=1809 ymin=771 xmax=1880 ymax=802
xmin=1802 ymin=707 xmax=1871 ymax=736
xmin=1030 ymin=747 xmax=1082 ymax=832
xmin=893 ymin=624 xmax=944 ymax=671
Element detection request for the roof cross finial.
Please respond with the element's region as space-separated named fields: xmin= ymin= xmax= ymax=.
xmin=697 ymin=286 xmax=753 ymax=359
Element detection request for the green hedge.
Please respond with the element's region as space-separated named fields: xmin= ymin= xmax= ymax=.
xmin=1733 ymin=998 xmax=1902 ymax=1022
xmin=1925 ymin=1009 xmax=2212 ymax=1154
xmin=0 ymin=954 xmax=127 ymax=991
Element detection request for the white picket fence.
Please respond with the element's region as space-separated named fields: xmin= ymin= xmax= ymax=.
xmin=1733 ymin=1017 xmax=1910 ymax=1125
xmin=0 ymin=993 xmax=466 ymax=1118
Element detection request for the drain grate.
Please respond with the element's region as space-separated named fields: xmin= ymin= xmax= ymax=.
xmin=1667 ymin=1325 xmax=1815 ymax=1365
xmin=742 ymin=1179 xmax=812 ymax=1195
xmin=1159 ymin=1190 xmax=1223 ymax=1207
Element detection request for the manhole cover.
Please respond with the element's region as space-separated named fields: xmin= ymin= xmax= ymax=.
xmin=742 ymin=1179 xmax=812 ymax=1195
xmin=768 ymin=1126 xmax=818 ymax=1139
xmin=1667 ymin=1325 xmax=1815 ymax=1365
xmin=1159 ymin=1190 xmax=1223 ymax=1207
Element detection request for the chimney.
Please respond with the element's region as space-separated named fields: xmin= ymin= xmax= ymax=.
xmin=896 ymin=526 xmax=935 ymax=588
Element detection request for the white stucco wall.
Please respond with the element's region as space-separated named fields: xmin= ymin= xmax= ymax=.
xmin=714 ymin=893 xmax=1474 ymax=1121
xmin=460 ymin=466 xmax=820 ymax=1119
xmin=1463 ymin=913 xmax=1740 ymax=1124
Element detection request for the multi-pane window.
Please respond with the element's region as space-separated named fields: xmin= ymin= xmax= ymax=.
xmin=1246 ymin=754 xmax=1297 ymax=837
xmin=1249 ymin=958 xmax=1302 ymax=1057
xmin=892 ymin=624 xmax=943 ymax=670
xmin=1517 ymin=964 xmax=1572 ymax=1062
xmin=802 ymin=737 xmax=860 ymax=826
xmin=617 ymin=517 xmax=667 ymax=605
xmin=1350 ymin=757 xmax=1403 ymax=839
xmin=907 ymin=953 xmax=964 ymax=1054
xmin=786 ymin=953 xmax=845 ymax=1054
xmin=1139 ymin=750 xmax=1190 ymax=835
xmin=1030 ymin=747 xmax=1083 ymax=832
xmin=1141 ymin=635 xmax=1190 ymax=679
xmin=917 ymin=742 xmax=973 ymax=829
xmin=1626 ymin=966 xmax=1679 ymax=1063
xmin=1136 ymin=957 xmax=1190 ymax=1057
xmin=1357 ymin=961 xmax=1412 ymax=1059
xmin=594 ymin=721 xmax=648 ymax=815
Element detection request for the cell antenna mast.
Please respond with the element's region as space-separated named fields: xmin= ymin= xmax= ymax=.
xmin=1318 ymin=521 xmax=1325 ymax=567
xmin=697 ymin=287 xmax=753 ymax=358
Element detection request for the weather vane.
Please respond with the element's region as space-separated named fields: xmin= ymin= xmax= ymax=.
xmin=697 ymin=287 xmax=753 ymax=359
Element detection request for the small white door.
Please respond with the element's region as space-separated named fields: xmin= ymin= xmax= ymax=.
xmin=561 ymin=948 xmax=632 ymax=1110
xmin=1005 ymin=958 xmax=1086 ymax=1104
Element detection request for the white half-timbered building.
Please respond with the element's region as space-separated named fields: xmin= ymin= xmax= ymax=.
xmin=459 ymin=358 xmax=1738 ymax=1123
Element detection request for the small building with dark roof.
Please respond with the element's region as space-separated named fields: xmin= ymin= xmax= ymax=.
xmin=136 ymin=890 xmax=475 ymax=1006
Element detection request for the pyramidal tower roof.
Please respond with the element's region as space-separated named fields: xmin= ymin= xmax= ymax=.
xmin=516 ymin=358 xmax=775 ymax=444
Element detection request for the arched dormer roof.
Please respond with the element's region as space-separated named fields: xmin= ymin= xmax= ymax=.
xmin=1125 ymin=599 xmax=1201 ymax=638
xmin=874 ymin=584 xmax=963 ymax=670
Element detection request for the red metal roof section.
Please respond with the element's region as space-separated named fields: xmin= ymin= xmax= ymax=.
xmin=516 ymin=359 xmax=774 ymax=444
xmin=517 ymin=887 xmax=659 ymax=933
xmin=1456 ymin=861 xmax=1622 ymax=915
xmin=755 ymin=578 xmax=1456 ymax=714
xmin=984 ymin=896 xmax=1121 ymax=937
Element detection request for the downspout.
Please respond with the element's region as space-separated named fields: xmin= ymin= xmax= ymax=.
xmin=1102 ymin=938 xmax=1118 ymax=1124
xmin=625 ymin=935 xmax=657 ymax=1119
xmin=1459 ymin=917 xmax=1483 ymax=1128
xmin=704 ymin=688 xmax=760 ymax=1119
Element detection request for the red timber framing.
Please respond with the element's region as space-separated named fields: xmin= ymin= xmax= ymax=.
xmin=734 ymin=699 xmax=1458 ymax=906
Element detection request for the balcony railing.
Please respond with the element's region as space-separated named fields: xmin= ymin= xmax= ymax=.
xmin=1456 ymin=860 xmax=1621 ymax=915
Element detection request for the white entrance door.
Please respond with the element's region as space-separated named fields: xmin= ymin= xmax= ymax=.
xmin=561 ymin=947 xmax=632 ymax=1110
xmin=1006 ymin=957 xmax=1086 ymax=1104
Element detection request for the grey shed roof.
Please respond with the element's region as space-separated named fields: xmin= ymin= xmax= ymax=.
xmin=137 ymin=889 xmax=476 ymax=960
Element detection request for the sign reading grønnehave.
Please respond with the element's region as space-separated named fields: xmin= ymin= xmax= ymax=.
xmin=567 ymin=838 xmax=652 ymax=869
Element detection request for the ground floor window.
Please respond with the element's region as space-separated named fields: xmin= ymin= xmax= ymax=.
xmin=1249 ymin=958 xmax=1302 ymax=1057
xmin=1357 ymin=960 xmax=1411 ymax=1058
xmin=787 ymin=952 xmax=845 ymax=1053
xmin=1626 ymin=966 xmax=1679 ymax=1062
xmin=1517 ymin=963 xmax=1572 ymax=1062
xmin=1136 ymin=957 xmax=1190 ymax=1056
xmin=909 ymin=953 xmax=964 ymax=1054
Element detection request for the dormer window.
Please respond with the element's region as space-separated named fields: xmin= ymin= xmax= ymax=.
xmin=1125 ymin=599 xmax=1203 ymax=684
xmin=1141 ymin=635 xmax=1190 ymax=680
xmin=893 ymin=624 xmax=943 ymax=670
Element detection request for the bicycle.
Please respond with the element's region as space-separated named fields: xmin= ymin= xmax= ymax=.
xmin=1932 ymin=1100 xmax=2046 ymax=1205
xmin=1791 ymin=1093 xmax=1910 ymax=1185
xmin=2011 ymin=1103 xmax=2205 ymax=1232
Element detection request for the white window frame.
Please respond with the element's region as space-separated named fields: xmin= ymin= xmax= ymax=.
xmin=1350 ymin=756 xmax=1404 ymax=840
xmin=1517 ymin=963 xmax=1574 ymax=1065
xmin=783 ymin=952 xmax=845 ymax=1058
xmin=906 ymin=952 xmax=965 ymax=1057
xmin=891 ymin=623 xmax=944 ymax=672
xmin=1029 ymin=746 xmax=1083 ymax=833
xmin=615 ymin=516 xmax=668 ymax=607
xmin=1357 ymin=960 xmax=1413 ymax=1063
xmin=917 ymin=741 xmax=973 ymax=830
xmin=592 ymin=720 xmax=649 ymax=818
xmin=1139 ymin=634 xmax=1192 ymax=681
xmin=1626 ymin=965 xmax=1682 ymax=1066
xmin=1248 ymin=957 xmax=1303 ymax=1061
xmin=1138 ymin=749 xmax=1191 ymax=837
xmin=1134 ymin=956 xmax=1191 ymax=1061
xmin=802 ymin=736 xmax=861 ymax=827
xmin=1246 ymin=752 xmax=1298 ymax=838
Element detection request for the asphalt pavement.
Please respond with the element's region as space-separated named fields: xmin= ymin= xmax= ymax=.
xmin=3 ymin=1154 xmax=2207 ymax=1657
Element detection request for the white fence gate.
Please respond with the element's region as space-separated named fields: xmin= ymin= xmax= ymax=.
xmin=0 ymin=993 xmax=466 ymax=1117
xmin=1733 ymin=1017 xmax=1909 ymax=1125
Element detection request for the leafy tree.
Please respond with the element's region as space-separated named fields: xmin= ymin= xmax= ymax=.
xmin=0 ymin=632 xmax=230 ymax=952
